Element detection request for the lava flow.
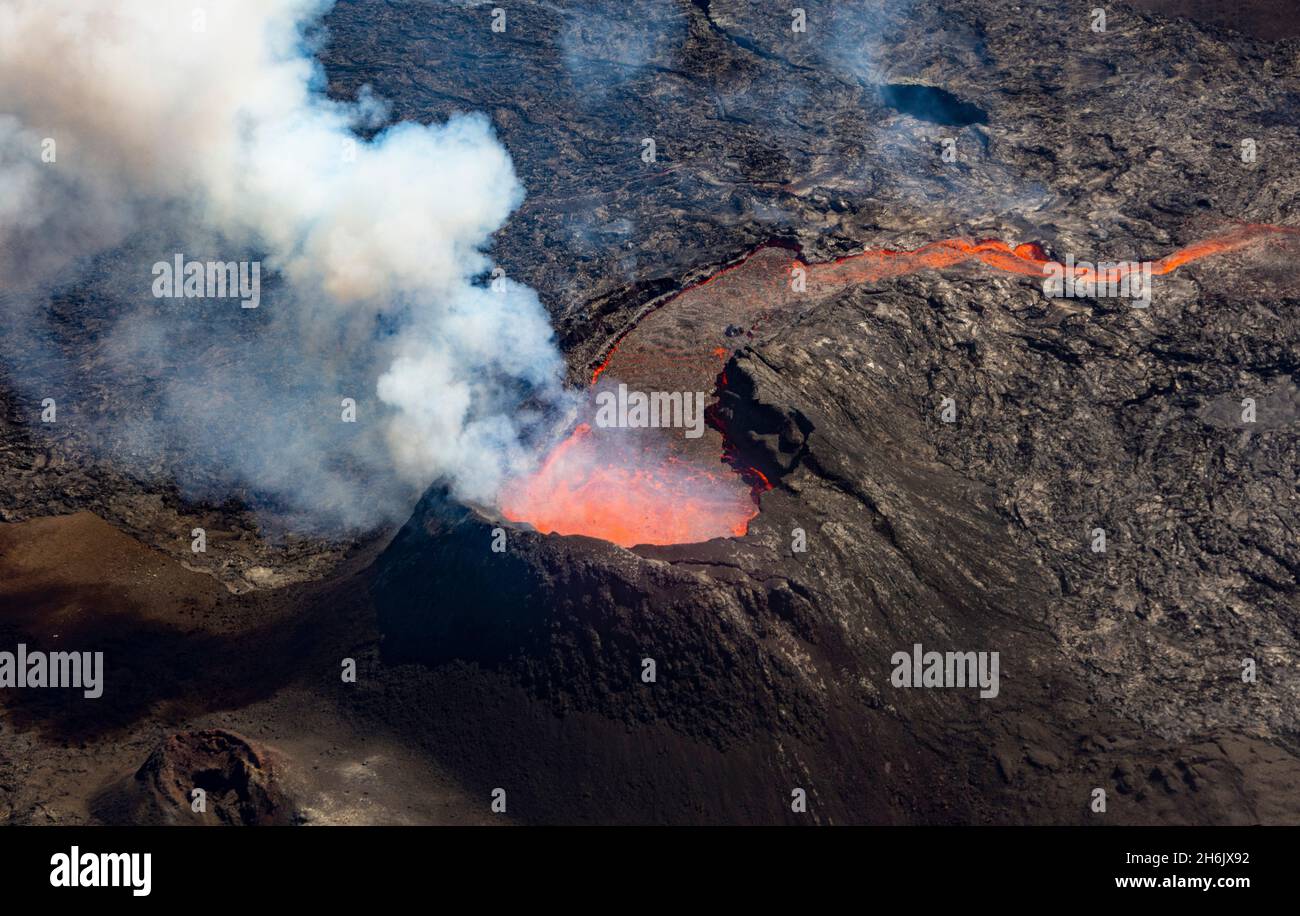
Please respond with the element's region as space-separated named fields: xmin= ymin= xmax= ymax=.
xmin=803 ymin=222 xmax=1298 ymax=288
xmin=501 ymin=223 xmax=1295 ymax=548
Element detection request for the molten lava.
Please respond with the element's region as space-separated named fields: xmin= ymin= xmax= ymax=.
xmin=801 ymin=222 xmax=1296 ymax=288
xmin=500 ymin=423 xmax=757 ymax=547
xmin=503 ymin=223 xmax=1296 ymax=548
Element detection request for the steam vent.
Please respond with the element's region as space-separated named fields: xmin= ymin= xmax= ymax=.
xmin=2 ymin=0 xmax=1300 ymax=889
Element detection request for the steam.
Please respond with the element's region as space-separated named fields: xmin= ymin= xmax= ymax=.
xmin=0 ymin=0 xmax=565 ymax=528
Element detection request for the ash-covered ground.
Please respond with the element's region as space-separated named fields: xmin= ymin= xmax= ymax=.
xmin=2 ymin=0 xmax=1299 ymax=824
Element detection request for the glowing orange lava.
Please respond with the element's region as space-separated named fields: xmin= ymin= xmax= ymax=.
xmin=802 ymin=222 xmax=1297 ymax=288
xmin=500 ymin=423 xmax=757 ymax=547
xmin=503 ymin=223 xmax=1296 ymax=548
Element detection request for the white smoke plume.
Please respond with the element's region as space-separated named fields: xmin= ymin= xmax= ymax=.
xmin=0 ymin=0 xmax=565 ymax=528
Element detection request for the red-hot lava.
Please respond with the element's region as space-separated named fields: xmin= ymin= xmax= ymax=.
xmin=500 ymin=421 xmax=760 ymax=547
xmin=802 ymin=222 xmax=1296 ymax=288
xmin=501 ymin=223 xmax=1295 ymax=548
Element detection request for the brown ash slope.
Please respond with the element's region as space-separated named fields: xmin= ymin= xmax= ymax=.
xmin=345 ymin=0 xmax=1300 ymax=823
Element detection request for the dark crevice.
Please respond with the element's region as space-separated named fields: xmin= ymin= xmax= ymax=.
xmin=878 ymin=83 xmax=988 ymax=126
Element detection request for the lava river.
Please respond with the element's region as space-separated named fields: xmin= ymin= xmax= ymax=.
xmin=500 ymin=223 xmax=1296 ymax=548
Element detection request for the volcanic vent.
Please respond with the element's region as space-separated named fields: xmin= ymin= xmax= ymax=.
xmin=498 ymin=245 xmax=804 ymax=547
